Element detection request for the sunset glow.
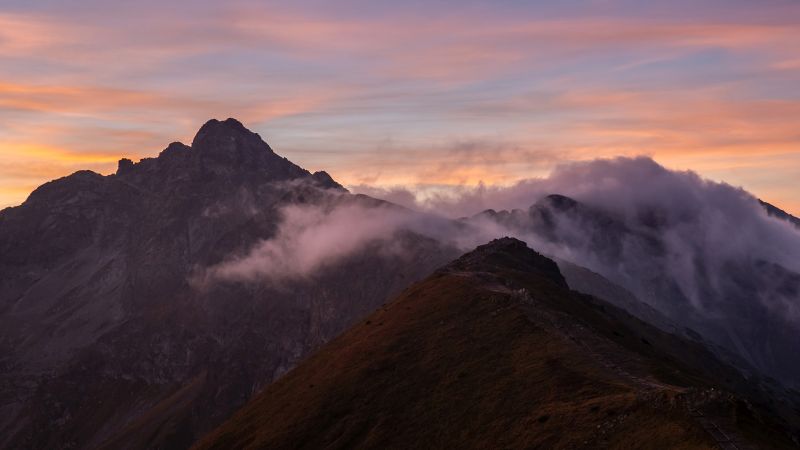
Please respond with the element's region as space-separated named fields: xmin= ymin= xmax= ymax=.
xmin=2 ymin=0 xmax=799 ymax=213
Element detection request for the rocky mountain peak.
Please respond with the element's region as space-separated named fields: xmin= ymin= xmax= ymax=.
xmin=107 ymin=118 xmax=328 ymax=189
xmin=191 ymin=118 xmax=263 ymax=150
xmin=175 ymin=118 xmax=347 ymax=187
xmin=311 ymin=170 xmax=344 ymax=190
xmin=443 ymin=237 xmax=567 ymax=288
xmin=188 ymin=118 xmax=282 ymax=172
xmin=117 ymin=158 xmax=134 ymax=175
xmin=5 ymin=118 xmax=346 ymax=215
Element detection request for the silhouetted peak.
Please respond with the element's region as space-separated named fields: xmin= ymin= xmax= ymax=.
xmin=161 ymin=141 xmax=191 ymax=157
xmin=444 ymin=237 xmax=567 ymax=288
xmin=476 ymin=236 xmax=530 ymax=253
xmin=221 ymin=117 xmax=246 ymax=129
xmin=537 ymin=194 xmax=579 ymax=211
xmin=22 ymin=119 xmax=345 ymax=207
xmin=117 ymin=158 xmax=134 ymax=175
xmin=311 ymin=171 xmax=346 ymax=190
xmin=191 ymin=118 xmax=267 ymax=151
xmin=185 ymin=117 xmax=317 ymax=180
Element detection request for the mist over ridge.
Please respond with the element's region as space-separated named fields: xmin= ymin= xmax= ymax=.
xmin=207 ymin=155 xmax=800 ymax=386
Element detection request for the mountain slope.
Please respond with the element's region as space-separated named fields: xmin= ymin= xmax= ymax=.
xmin=0 ymin=119 xmax=457 ymax=449
xmin=761 ymin=200 xmax=800 ymax=229
xmin=467 ymin=193 xmax=800 ymax=389
xmin=195 ymin=238 xmax=797 ymax=450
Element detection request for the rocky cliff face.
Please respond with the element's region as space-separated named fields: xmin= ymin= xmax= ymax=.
xmin=0 ymin=119 xmax=456 ymax=449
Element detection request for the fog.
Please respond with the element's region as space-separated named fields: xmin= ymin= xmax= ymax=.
xmin=202 ymin=156 xmax=800 ymax=384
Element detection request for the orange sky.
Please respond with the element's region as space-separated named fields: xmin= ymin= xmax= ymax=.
xmin=1 ymin=1 xmax=799 ymax=214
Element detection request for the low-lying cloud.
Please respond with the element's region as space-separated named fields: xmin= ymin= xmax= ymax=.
xmin=203 ymin=201 xmax=413 ymax=282
xmin=200 ymin=156 xmax=800 ymax=385
xmin=198 ymin=193 xmax=477 ymax=284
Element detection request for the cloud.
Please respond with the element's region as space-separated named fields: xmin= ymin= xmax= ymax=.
xmin=356 ymin=156 xmax=800 ymax=278
xmin=194 ymin=184 xmax=498 ymax=283
xmin=197 ymin=155 xmax=800 ymax=383
xmin=0 ymin=12 xmax=80 ymax=57
xmin=198 ymin=196 xmax=420 ymax=283
xmin=389 ymin=156 xmax=800 ymax=383
xmin=212 ymin=156 xmax=800 ymax=292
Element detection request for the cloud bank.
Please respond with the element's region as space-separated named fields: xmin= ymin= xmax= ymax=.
xmin=203 ymin=156 xmax=800 ymax=385
xmin=203 ymin=201 xmax=416 ymax=282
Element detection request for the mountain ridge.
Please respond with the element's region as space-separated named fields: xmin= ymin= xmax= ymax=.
xmin=467 ymin=192 xmax=800 ymax=388
xmin=2 ymin=118 xmax=799 ymax=449
xmin=195 ymin=237 xmax=798 ymax=449
xmin=0 ymin=118 xmax=456 ymax=449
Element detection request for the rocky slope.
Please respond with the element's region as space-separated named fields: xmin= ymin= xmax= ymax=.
xmin=467 ymin=193 xmax=800 ymax=389
xmin=195 ymin=238 xmax=799 ymax=449
xmin=0 ymin=119 xmax=457 ymax=449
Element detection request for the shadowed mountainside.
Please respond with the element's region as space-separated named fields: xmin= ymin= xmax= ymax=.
xmin=0 ymin=119 xmax=458 ymax=449
xmin=195 ymin=238 xmax=798 ymax=450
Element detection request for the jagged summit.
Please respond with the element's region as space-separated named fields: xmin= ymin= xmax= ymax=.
xmin=5 ymin=118 xmax=347 ymax=213
xmin=443 ymin=237 xmax=567 ymax=288
xmin=110 ymin=117 xmax=308 ymax=182
xmin=310 ymin=170 xmax=339 ymax=187
xmin=21 ymin=118 xmax=346 ymax=206
xmin=116 ymin=119 xmax=262 ymax=178
xmin=194 ymin=117 xmax=249 ymax=139
xmin=190 ymin=117 xmax=273 ymax=155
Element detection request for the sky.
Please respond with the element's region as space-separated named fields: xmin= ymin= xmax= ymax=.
xmin=1 ymin=0 xmax=799 ymax=214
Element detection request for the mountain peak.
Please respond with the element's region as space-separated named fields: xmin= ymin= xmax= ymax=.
xmin=192 ymin=118 xmax=249 ymax=142
xmin=443 ymin=237 xmax=567 ymax=288
xmin=186 ymin=117 xmax=319 ymax=181
xmin=19 ymin=118 xmax=345 ymax=212
xmin=311 ymin=170 xmax=344 ymax=190
xmin=191 ymin=117 xmax=271 ymax=153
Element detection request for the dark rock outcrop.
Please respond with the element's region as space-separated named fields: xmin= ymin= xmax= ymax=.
xmin=442 ymin=237 xmax=567 ymax=289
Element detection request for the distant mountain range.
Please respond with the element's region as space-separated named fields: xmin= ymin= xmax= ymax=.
xmin=1 ymin=119 xmax=798 ymax=449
